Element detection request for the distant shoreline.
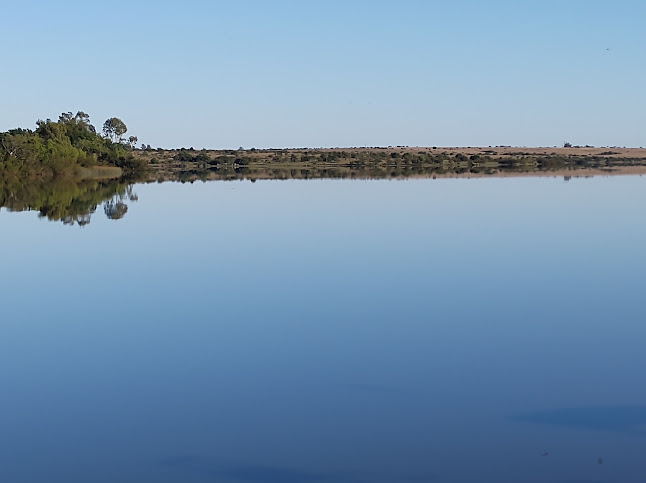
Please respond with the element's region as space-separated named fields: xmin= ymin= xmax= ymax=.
xmin=139 ymin=145 xmax=646 ymax=159
xmin=4 ymin=113 xmax=644 ymax=183
xmin=402 ymin=165 xmax=646 ymax=180
xmin=131 ymin=146 xmax=646 ymax=182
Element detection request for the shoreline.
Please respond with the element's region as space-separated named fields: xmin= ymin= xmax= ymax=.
xmin=403 ymin=165 xmax=646 ymax=180
xmin=132 ymin=147 xmax=646 ymax=182
xmin=137 ymin=145 xmax=646 ymax=160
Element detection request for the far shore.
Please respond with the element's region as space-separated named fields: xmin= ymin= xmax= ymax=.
xmin=139 ymin=145 xmax=646 ymax=159
xmin=365 ymin=146 xmax=646 ymax=159
xmin=131 ymin=146 xmax=646 ymax=182
xmin=405 ymin=165 xmax=646 ymax=180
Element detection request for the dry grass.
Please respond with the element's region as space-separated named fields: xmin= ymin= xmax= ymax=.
xmin=136 ymin=146 xmax=646 ymax=160
xmin=78 ymin=166 xmax=123 ymax=179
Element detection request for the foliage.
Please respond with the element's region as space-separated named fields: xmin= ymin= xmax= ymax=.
xmin=173 ymin=149 xmax=213 ymax=164
xmin=102 ymin=117 xmax=128 ymax=143
xmin=0 ymin=112 xmax=148 ymax=178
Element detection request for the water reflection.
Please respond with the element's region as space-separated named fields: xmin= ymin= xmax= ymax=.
xmin=152 ymin=157 xmax=646 ymax=183
xmin=514 ymin=406 xmax=646 ymax=434
xmin=104 ymin=185 xmax=138 ymax=220
xmin=2 ymin=159 xmax=645 ymax=226
xmin=0 ymin=176 xmax=139 ymax=226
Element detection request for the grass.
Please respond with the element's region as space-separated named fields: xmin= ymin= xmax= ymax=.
xmin=78 ymin=166 xmax=123 ymax=180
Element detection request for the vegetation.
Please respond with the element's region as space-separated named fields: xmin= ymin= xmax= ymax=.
xmin=0 ymin=112 xmax=147 ymax=179
xmin=4 ymin=112 xmax=645 ymax=185
xmin=4 ymin=112 xmax=646 ymax=224
xmin=135 ymin=147 xmax=646 ymax=183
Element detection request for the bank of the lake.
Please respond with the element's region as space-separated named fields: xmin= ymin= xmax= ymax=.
xmin=133 ymin=146 xmax=646 ymax=183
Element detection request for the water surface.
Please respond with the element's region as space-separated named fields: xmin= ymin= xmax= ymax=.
xmin=2 ymin=175 xmax=646 ymax=482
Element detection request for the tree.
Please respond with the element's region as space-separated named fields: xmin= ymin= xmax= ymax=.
xmin=102 ymin=117 xmax=128 ymax=143
xmin=58 ymin=111 xmax=93 ymax=131
xmin=75 ymin=111 xmax=94 ymax=131
xmin=59 ymin=112 xmax=74 ymax=124
xmin=128 ymin=136 xmax=138 ymax=148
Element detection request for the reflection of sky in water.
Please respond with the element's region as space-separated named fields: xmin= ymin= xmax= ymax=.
xmin=1 ymin=176 xmax=646 ymax=482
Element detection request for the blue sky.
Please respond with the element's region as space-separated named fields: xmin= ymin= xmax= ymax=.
xmin=1 ymin=1 xmax=644 ymax=148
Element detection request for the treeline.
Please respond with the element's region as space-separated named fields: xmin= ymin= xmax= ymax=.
xmin=0 ymin=112 xmax=147 ymax=179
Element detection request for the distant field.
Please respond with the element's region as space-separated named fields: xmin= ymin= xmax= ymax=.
xmin=398 ymin=146 xmax=646 ymax=158
xmin=135 ymin=146 xmax=646 ymax=161
xmin=415 ymin=146 xmax=646 ymax=159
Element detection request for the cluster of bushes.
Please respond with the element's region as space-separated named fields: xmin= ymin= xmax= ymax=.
xmin=0 ymin=112 xmax=147 ymax=178
xmin=173 ymin=149 xmax=213 ymax=163
xmin=172 ymin=149 xmax=253 ymax=166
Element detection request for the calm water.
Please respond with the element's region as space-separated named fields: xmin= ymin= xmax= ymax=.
xmin=2 ymin=175 xmax=646 ymax=482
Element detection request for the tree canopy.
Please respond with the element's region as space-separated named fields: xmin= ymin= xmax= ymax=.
xmin=102 ymin=118 xmax=128 ymax=143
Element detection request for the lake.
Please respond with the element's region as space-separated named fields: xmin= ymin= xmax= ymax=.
xmin=2 ymin=174 xmax=646 ymax=482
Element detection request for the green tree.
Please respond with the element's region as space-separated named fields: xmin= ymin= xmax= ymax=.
xmin=75 ymin=111 xmax=92 ymax=129
xmin=102 ymin=118 xmax=128 ymax=143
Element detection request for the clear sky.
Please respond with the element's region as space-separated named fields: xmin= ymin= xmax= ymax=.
xmin=1 ymin=0 xmax=644 ymax=149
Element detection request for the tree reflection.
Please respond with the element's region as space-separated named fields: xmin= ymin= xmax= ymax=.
xmin=0 ymin=176 xmax=139 ymax=226
xmin=104 ymin=199 xmax=128 ymax=220
xmin=103 ymin=186 xmax=136 ymax=220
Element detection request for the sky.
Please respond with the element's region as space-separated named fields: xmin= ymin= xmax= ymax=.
xmin=1 ymin=0 xmax=645 ymax=149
